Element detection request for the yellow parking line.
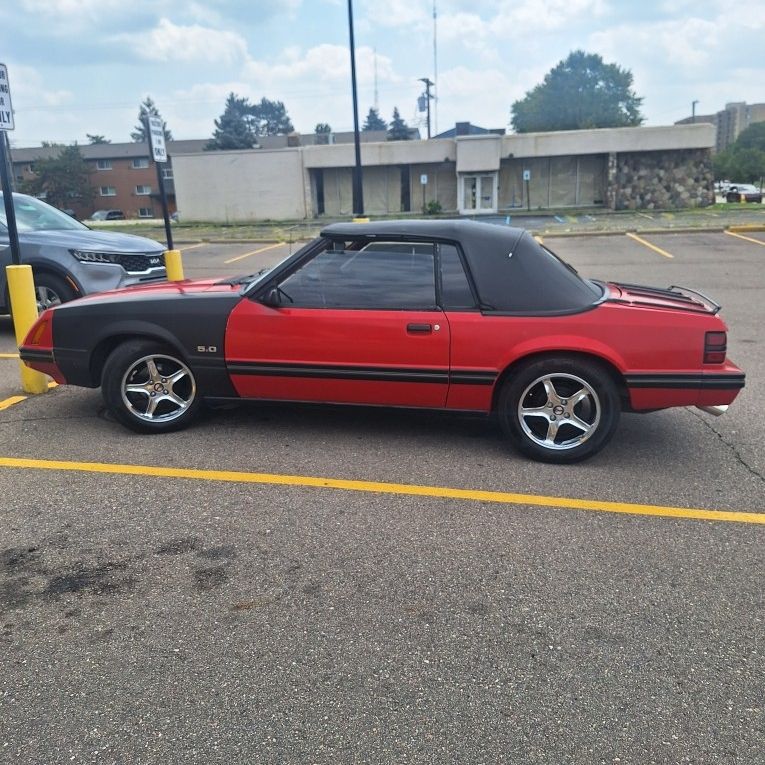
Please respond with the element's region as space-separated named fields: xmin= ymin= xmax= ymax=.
xmin=0 ymin=353 xmax=19 ymax=359
xmin=0 ymin=396 xmax=27 ymax=411
xmin=725 ymin=230 xmax=765 ymax=247
xmin=534 ymin=235 xmax=544 ymax=244
xmin=178 ymin=243 xmax=206 ymax=253
xmin=0 ymin=456 xmax=762 ymax=525
xmin=224 ymin=242 xmax=285 ymax=265
xmin=626 ymin=232 xmax=674 ymax=259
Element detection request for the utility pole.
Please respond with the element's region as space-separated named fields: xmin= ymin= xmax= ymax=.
xmin=433 ymin=1 xmax=438 ymax=135
xmin=347 ymin=0 xmax=364 ymax=216
xmin=691 ymin=100 xmax=699 ymax=124
xmin=419 ymin=78 xmax=434 ymax=139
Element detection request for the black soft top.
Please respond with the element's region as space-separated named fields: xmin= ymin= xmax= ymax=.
xmin=322 ymin=219 xmax=601 ymax=314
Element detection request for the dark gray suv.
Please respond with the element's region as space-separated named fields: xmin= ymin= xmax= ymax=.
xmin=1 ymin=192 xmax=167 ymax=311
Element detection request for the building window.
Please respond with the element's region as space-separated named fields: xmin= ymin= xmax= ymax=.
xmin=135 ymin=185 xmax=152 ymax=195
xmin=99 ymin=186 xmax=117 ymax=197
xmin=132 ymin=158 xmax=150 ymax=169
xmin=96 ymin=159 xmax=112 ymax=170
xmin=161 ymin=167 xmax=174 ymax=180
xmin=138 ymin=207 xmax=154 ymax=218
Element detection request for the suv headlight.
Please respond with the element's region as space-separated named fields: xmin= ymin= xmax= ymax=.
xmin=70 ymin=249 xmax=121 ymax=264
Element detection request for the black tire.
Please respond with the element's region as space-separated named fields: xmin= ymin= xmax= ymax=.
xmin=33 ymin=272 xmax=76 ymax=311
xmin=498 ymin=356 xmax=620 ymax=463
xmin=101 ymin=340 xmax=201 ymax=434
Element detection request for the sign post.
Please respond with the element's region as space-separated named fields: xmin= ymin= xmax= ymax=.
xmin=1 ymin=63 xmax=48 ymax=394
xmin=420 ymin=173 xmax=428 ymax=212
xmin=523 ymin=169 xmax=531 ymax=212
xmin=0 ymin=63 xmax=20 ymax=266
xmin=146 ymin=115 xmax=173 ymax=250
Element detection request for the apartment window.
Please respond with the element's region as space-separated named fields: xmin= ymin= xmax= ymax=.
xmin=135 ymin=185 xmax=152 ymax=195
xmin=138 ymin=207 xmax=154 ymax=218
xmin=132 ymin=158 xmax=150 ymax=169
xmin=99 ymin=186 xmax=117 ymax=197
xmin=96 ymin=159 xmax=112 ymax=170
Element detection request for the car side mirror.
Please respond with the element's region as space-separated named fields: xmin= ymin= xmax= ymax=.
xmin=260 ymin=286 xmax=281 ymax=307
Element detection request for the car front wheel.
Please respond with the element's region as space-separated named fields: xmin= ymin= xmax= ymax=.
xmin=498 ymin=357 xmax=620 ymax=463
xmin=34 ymin=272 xmax=76 ymax=311
xmin=101 ymin=340 xmax=200 ymax=433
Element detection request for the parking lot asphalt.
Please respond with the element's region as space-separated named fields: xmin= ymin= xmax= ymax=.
xmin=1 ymin=233 xmax=763 ymax=763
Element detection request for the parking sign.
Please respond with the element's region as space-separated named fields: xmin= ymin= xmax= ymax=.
xmin=147 ymin=115 xmax=167 ymax=163
xmin=0 ymin=63 xmax=14 ymax=131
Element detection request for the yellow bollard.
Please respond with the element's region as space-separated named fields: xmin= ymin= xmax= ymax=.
xmin=164 ymin=249 xmax=184 ymax=281
xmin=6 ymin=265 xmax=49 ymax=394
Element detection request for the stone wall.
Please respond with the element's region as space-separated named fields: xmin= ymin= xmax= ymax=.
xmin=612 ymin=149 xmax=714 ymax=210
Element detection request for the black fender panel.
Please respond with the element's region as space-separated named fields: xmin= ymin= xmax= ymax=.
xmin=51 ymin=293 xmax=242 ymax=395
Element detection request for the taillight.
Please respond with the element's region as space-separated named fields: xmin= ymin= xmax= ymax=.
xmin=704 ymin=331 xmax=726 ymax=364
xmin=23 ymin=308 xmax=55 ymax=348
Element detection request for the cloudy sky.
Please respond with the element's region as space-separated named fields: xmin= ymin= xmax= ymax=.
xmin=1 ymin=0 xmax=763 ymax=147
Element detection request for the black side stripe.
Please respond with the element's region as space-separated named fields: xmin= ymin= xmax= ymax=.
xmin=625 ymin=373 xmax=745 ymax=390
xmin=227 ymin=361 xmax=497 ymax=386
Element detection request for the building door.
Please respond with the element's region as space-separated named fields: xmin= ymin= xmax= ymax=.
xmin=459 ymin=173 xmax=497 ymax=215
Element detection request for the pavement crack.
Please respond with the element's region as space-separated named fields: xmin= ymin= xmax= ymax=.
xmin=690 ymin=409 xmax=765 ymax=484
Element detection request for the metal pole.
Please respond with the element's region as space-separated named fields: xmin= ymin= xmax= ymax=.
xmin=146 ymin=117 xmax=173 ymax=249
xmin=155 ymin=159 xmax=173 ymax=250
xmin=0 ymin=134 xmax=21 ymax=265
xmin=420 ymin=78 xmax=433 ymax=139
xmin=347 ymin=0 xmax=364 ymax=216
xmin=692 ymin=100 xmax=699 ymax=124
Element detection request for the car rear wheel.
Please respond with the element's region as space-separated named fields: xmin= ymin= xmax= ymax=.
xmin=101 ymin=340 xmax=200 ymax=434
xmin=34 ymin=273 xmax=76 ymax=311
xmin=498 ymin=356 xmax=620 ymax=463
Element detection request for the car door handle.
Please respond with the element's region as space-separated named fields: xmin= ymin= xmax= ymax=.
xmin=407 ymin=323 xmax=432 ymax=334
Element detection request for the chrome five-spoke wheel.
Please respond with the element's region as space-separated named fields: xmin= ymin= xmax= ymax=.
xmin=518 ymin=372 xmax=600 ymax=451
xmin=499 ymin=356 xmax=620 ymax=463
xmin=102 ymin=341 xmax=201 ymax=433
xmin=121 ymin=354 xmax=196 ymax=423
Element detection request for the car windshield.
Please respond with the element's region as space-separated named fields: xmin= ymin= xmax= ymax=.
xmin=0 ymin=194 xmax=89 ymax=232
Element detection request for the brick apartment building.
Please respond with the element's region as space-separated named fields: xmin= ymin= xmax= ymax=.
xmin=675 ymin=101 xmax=765 ymax=153
xmin=8 ymin=139 xmax=207 ymax=219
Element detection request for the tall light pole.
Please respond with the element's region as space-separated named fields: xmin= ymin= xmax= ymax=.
xmin=691 ymin=100 xmax=699 ymax=124
xmin=347 ymin=0 xmax=364 ymax=216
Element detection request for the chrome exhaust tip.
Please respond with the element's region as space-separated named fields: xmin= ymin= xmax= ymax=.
xmin=697 ymin=404 xmax=729 ymax=417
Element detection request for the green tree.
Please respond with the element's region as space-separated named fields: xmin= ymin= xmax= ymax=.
xmin=131 ymin=97 xmax=173 ymax=142
xmin=511 ymin=50 xmax=644 ymax=133
xmin=713 ymin=123 xmax=765 ymax=184
xmin=206 ymin=93 xmax=258 ymax=150
xmin=250 ymin=97 xmax=294 ymax=136
xmin=388 ymin=107 xmax=410 ymax=141
xmin=20 ymin=144 xmax=94 ymax=210
xmin=86 ymin=134 xmax=110 ymax=144
xmin=314 ymin=123 xmax=332 ymax=145
xmin=363 ymin=107 xmax=387 ymax=131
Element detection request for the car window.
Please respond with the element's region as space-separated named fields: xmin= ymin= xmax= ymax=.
xmin=439 ymin=243 xmax=476 ymax=309
xmin=0 ymin=194 xmax=88 ymax=232
xmin=277 ymin=243 xmax=437 ymax=310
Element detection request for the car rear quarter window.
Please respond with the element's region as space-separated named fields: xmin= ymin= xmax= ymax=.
xmin=278 ymin=243 xmax=437 ymax=310
xmin=438 ymin=243 xmax=476 ymax=309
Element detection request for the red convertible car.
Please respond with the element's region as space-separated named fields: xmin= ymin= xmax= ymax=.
xmin=20 ymin=220 xmax=744 ymax=462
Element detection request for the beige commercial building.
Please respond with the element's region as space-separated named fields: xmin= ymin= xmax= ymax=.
xmin=172 ymin=123 xmax=716 ymax=222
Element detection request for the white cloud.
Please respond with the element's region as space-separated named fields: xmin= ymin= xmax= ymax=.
xmin=116 ymin=18 xmax=249 ymax=65
xmin=438 ymin=0 xmax=609 ymax=42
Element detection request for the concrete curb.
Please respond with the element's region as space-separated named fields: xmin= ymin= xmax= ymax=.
xmin=535 ymin=226 xmax=727 ymax=238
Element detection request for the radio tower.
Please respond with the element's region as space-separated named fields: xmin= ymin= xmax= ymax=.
xmin=433 ymin=1 xmax=438 ymax=135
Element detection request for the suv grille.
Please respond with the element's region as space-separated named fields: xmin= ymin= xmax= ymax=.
xmin=114 ymin=252 xmax=165 ymax=273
